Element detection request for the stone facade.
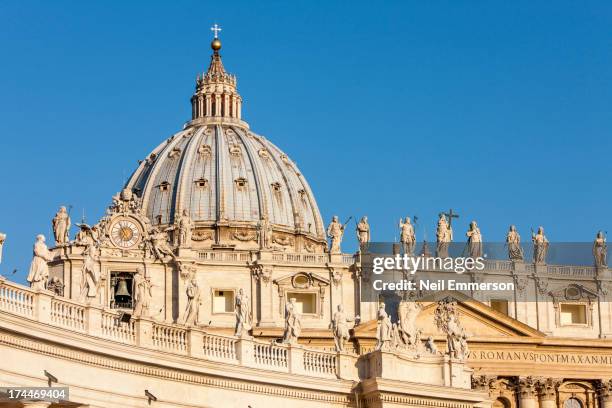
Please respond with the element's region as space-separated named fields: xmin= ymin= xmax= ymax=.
xmin=1 ymin=32 xmax=611 ymax=408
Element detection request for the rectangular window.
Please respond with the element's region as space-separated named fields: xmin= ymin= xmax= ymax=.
xmin=560 ymin=303 xmax=587 ymax=325
xmin=490 ymin=299 xmax=509 ymax=315
xmin=286 ymin=292 xmax=316 ymax=314
xmin=213 ymin=289 xmax=235 ymax=313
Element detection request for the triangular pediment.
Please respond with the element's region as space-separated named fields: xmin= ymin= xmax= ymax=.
xmin=354 ymin=291 xmax=544 ymax=339
xmin=273 ymin=271 xmax=330 ymax=288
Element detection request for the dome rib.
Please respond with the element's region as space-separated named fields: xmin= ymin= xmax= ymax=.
xmin=140 ymin=132 xmax=188 ymax=224
xmin=173 ymin=127 xmax=206 ymax=222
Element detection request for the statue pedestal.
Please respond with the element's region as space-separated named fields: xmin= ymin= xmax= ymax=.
xmin=512 ymin=260 xmax=526 ymax=273
xmin=329 ymin=253 xmax=343 ymax=264
xmin=597 ymin=266 xmax=611 ymax=280
xmin=364 ymin=350 xmax=472 ymax=389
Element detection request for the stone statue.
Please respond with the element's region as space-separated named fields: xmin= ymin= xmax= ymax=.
xmin=48 ymin=277 xmax=64 ymax=296
xmin=356 ymin=216 xmax=370 ymax=249
xmin=436 ymin=213 xmax=452 ymax=258
xmin=466 ymin=221 xmax=483 ymax=258
xmin=27 ymin=235 xmax=54 ymax=290
xmin=327 ymin=216 xmax=344 ymax=254
xmin=375 ymin=302 xmax=392 ymax=351
xmin=0 ymin=232 xmax=5 ymax=264
xmin=397 ymin=300 xmax=422 ymax=348
xmin=183 ymin=278 xmax=201 ymax=326
xmin=425 ymin=336 xmax=438 ymax=354
xmin=593 ymin=231 xmax=607 ymax=268
xmin=148 ymin=228 xmax=177 ymax=263
xmin=75 ymin=223 xmax=93 ymax=246
xmin=282 ymin=298 xmax=302 ymax=344
xmin=531 ymin=226 xmax=549 ymax=264
xmin=506 ymin=225 xmax=523 ymax=261
xmin=257 ymin=215 xmax=272 ymax=249
xmin=234 ymin=288 xmax=252 ymax=338
xmin=133 ymin=268 xmax=153 ymax=318
xmin=52 ymin=206 xmax=71 ymax=246
xmin=390 ymin=323 xmax=400 ymax=349
xmin=81 ymin=242 xmax=100 ymax=300
xmin=331 ymin=304 xmax=359 ymax=352
xmin=399 ymin=217 xmax=416 ymax=256
xmin=434 ymin=299 xmax=469 ymax=360
xmin=176 ymin=209 xmax=193 ymax=247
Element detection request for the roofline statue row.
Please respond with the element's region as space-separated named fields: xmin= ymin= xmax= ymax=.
xmin=327 ymin=212 xmax=608 ymax=267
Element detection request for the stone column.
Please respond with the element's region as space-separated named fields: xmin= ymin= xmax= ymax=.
xmin=254 ymin=265 xmax=275 ymax=327
xmin=519 ymin=377 xmax=539 ymax=408
xmin=472 ymin=374 xmax=496 ymax=397
xmin=599 ymin=379 xmax=612 ymax=408
xmin=537 ymin=378 xmax=561 ymax=408
xmin=205 ymin=95 xmax=212 ymax=116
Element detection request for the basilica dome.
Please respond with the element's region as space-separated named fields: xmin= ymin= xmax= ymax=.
xmin=124 ymin=38 xmax=326 ymax=250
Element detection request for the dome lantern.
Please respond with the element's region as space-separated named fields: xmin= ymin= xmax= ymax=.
xmin=191 ymin=25 xmax=244 ymax=126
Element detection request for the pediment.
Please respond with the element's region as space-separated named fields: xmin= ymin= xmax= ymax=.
xmin=354 ymin=291 xmax=544 ymax=339
xmin=273 ymin=271 xmax=330 ymax=289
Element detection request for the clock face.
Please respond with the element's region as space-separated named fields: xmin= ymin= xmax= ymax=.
xmin=110 ymin=218 xmax=141 ymax=249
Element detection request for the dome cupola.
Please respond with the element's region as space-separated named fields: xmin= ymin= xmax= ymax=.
xmin=190 ymin=24 xmax=245 ymax=127
xmin=124 ymin=27 xmax=326 ymax=253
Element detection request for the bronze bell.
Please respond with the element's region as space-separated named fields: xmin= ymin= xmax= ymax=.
xmin=115 ymin=278 xmax=131 ymax=300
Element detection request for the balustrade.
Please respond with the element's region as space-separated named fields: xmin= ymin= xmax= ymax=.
xmin=304 ymin=350 xmax=337 ymax=376
xmin=152 ymin=323 xmax=188 ymax=352
xmin=101 ymin=311 xmax=136 ymax=344
xmin=0 ymin=280 xmax=34 ymax=317
xmin=50 ymin=299 xmax=85 ymax=332
xmin=202 ymin=333 xmax=237 ymax=361
xmin=253 ymin=342 xmax=288 ymax=368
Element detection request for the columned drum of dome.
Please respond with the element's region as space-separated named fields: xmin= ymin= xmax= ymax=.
xmin=125 ymin=37 xmax=326 ymax=252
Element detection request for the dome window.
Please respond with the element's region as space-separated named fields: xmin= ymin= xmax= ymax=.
xmin=298 ymin=189 xmax=308 ymax=206
xmin=271 ymin=182 xmax=282 ymax=193
xmin=195 ymin=178 xmax=209 ymax=189
xmin=258 ymin=148 xmax=270 ymax=160
xmin=234 ymin=177 xmax=248 ymax=191
xmin=159 ymin=181 xmax=171 ymax=192
xmin=228 ymin=144 xmax=241 ymax=156
xmin=197 ymin=145 xmax=212 ymax=158
xmin=168 ymin=147 xmax=182 ymax=159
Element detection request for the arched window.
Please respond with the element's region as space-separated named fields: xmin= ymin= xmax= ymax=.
xmin=493 ymin=397 xmax=510 ymax=408
xmin=564 ymin=398 xmax=582 ymax=408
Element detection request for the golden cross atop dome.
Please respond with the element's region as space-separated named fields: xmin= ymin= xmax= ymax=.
xmin=210 ymin=24 xmax=222 ymax=39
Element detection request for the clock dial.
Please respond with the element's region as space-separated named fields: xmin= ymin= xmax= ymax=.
xmin=110 ymin=218 xmax=141 ymax=249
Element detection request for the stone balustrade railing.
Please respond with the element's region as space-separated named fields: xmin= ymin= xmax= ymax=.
xmin=50 ymin=297 xmax=86 ymax=332
xmin=152 ymin=322 xmax=188 ymax=352
xmin=0 ymin=277 xmax=359 ymax=381
xmin=101 ymin=310 xmax=136 ymax=344
xmin=407 ymin=259 xmax=599 ymax=277
xmin=198 ymin=251 xmax=252 ymax=263
xmin=0 ymin=280 xmax=34 ymax=317
xmin=197 ymin=250 xmax=355 ymax=266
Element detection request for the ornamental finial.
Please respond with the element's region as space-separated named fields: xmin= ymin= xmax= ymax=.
xmin=210 ymin=24 xmax=222 ymax=51
xmin=211 ymin=23 xmax=222 ymax=39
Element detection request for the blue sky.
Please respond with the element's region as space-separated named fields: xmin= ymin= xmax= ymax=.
xmin=1 ymin=1 xmax=611 ymax=281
